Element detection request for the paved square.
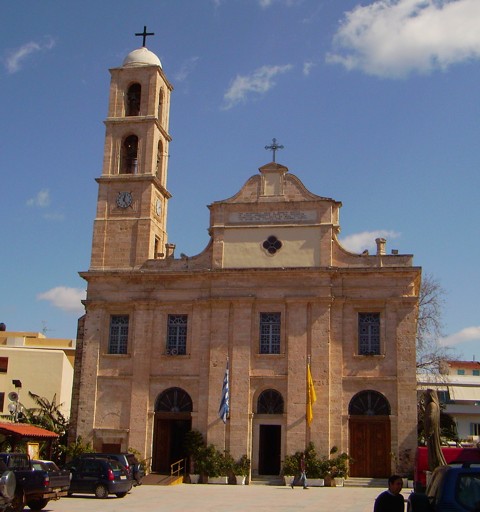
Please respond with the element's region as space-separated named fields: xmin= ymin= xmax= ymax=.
xmin=43 ymin=484 xmax=409 ymax=512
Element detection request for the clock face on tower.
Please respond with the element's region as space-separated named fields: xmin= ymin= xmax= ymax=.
xmin=155 ymin=198 xmax=162 ymax=216
xmin=116 ymin=191 xmax=133 ymax=208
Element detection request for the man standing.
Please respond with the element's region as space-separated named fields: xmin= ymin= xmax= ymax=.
xmin=374 ymin=475 xmax=405 ymax=512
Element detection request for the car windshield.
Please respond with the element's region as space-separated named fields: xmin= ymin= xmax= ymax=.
xmin=456 ymin=473 xmax=480 ymax=511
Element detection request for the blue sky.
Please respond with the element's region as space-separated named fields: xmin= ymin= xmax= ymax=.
xmin=2 ymin=0 xmax=479 ymax=360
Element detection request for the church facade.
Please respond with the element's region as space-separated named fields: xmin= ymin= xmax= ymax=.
xmin=70 ymin=41 xmax=421 ymax=478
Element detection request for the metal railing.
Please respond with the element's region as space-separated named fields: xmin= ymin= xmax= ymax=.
xmin=170 ymin=458 xmax=185 ymax=478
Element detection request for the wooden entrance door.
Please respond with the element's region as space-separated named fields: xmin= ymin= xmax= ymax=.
xmin=152 ymin=413 xmax=191 ymax=473
xmin=349 ymin=416 xmax=390 ymax=477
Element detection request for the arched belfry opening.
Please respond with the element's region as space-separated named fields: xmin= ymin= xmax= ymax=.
xmin=126 ymin=83 xmax=141 ymax=116
xmin=348 ymin=390 xmax=391 ymax=478
xmin=152 ymin=387 xmax=192 ymax=473
xmin=121 ymin=135 xmax=138 ymax=174
xmin=156 ymin=139 xmax=164 ymax=178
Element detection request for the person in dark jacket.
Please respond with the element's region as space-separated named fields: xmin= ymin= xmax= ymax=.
xmin=291 ymin=453 xmax=308 ymax=489
xmin=373 ymin=474 xmax=405 ymax=512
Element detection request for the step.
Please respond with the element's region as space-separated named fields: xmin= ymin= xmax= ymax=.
xmin=142 ymin=473 xmax=184 ymax=485
xmin=343 ymin=477 xmax=388 ymax=488
xmin=250 ymin=475 xmax=285 ymax=486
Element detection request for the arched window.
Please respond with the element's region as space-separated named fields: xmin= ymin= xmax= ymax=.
xmin=158 ymin=88 xmax=164 ymax=123
xmin=156 ymin=140 xmax=163 ymax=177
xmin=257 ymin=389 xmax=284 ymax=414
xmin=121 ymin=135 xmax=138 ymax=174
xmin=155 ymin=387 xmax=192 ymax=413
xmin=348 ymin=390 xmax=391 ymax=416
xmin=126 ymin=83 xmax=141 ymax=116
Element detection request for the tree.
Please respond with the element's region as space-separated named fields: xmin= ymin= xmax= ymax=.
xmin=416 ymin=273 xmax=455 ymax=372
xmin=21 ymin=392 xmax=69 ymax=463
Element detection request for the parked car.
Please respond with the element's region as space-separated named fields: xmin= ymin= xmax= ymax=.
xmin=78 ymin=453 xmax=145 ymax=485
xmin=408 ymin=462 xmax=480 ymax=512
xmin=0 ymin=453 xmax=69 ymax=512
xmin=65 ymin=457 xmax=132 ymax=499
xmin=0 ymin=459 xmax=15 ymax=512
xmin=414 ymin=446 xmax=480 ymax=492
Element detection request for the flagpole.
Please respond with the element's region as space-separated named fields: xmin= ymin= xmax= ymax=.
xmin=218 ymin=356 xmax=230 ymax=454
xmin=224 ymin=357 xmax=228 ymax=455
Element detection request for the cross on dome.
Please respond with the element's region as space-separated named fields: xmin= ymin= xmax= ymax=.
xmin=135 ymin=26 xmax=155 ymax=47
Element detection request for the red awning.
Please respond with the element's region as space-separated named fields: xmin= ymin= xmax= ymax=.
xmin=0 ymin=422 xmax=59 ymax=439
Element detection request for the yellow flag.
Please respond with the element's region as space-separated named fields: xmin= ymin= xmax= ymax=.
xmin=306 ymin=363 xmax=317 ymax=425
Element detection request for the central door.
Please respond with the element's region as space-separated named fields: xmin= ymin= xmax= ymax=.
xmin=349 ymin=416 xmax=390 ymax=477
xmin=152 ymin=415 xmax=191 ymax=473
xmin=258 ymin=424 xmax=281 ymax=475
xmin=152 ymin=387 xmax=193 ymax=473
xmin=348 ymin=389 xmax=392 ymax=478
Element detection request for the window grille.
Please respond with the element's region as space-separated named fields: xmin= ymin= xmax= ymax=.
xmin=166 ymin=315 xmax=187 ymax=355
xmin=358 ymin=313 xmax=380 ymax=355
xmin=108 ymin=315 xmax=129 ymax=354
xmin=259 ymin=313 xmax=281 ymax=354
xmin=257 ymin=389 xmax=284 ymax=414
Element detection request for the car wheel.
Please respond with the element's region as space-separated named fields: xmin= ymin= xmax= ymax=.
xmin=115 ymin=492 xmax=127 ymax=498
xmin=94 ymin=484 xmax=109 ymax=499
xmin=10 ymin=489 xmax=25 ymax=512
xmin=26 ymin=499 xmax=49 ymax=511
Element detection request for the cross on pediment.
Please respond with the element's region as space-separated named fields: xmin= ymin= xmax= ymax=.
xmin=265 ymin=138 xmax=284 ymax=162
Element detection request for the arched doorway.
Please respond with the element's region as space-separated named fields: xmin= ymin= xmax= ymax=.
xmin=152 ymin=387 xmax=192 ymax=473
xmin=256 ymin=389 xmax=284 ymax=475
xmin=348 ymin=390 xmax=391 ymax=478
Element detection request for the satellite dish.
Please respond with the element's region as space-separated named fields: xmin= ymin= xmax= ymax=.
xmin=7 ymin=403 xmax=16 ymax=414
xmin=7 ymin=392 xmax=18 ymax=402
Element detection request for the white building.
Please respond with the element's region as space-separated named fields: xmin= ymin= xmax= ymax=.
xmin=418 ymin=360 xmax=480 ymax=442
xmin=0 ymin=329 xmax=75 ymax=419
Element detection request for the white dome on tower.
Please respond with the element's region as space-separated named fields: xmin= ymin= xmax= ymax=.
xmin=122 ymin=47 xmax=162 ymax=68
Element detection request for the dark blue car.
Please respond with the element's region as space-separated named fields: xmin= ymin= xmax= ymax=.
xmin=66 ymin=457 xmax=132 ymax=499
xmin=408 ymin=462 xmax=480 ymax=512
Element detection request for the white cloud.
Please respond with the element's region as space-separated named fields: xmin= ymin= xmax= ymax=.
xmin=303 ymin=61 xmax=315 ymax=76
xmin=326 ymin=0 xmax=480 ymax=78
xmin=439 ymin=326 xmax=480 ymax=347
xmin=339 ymin=230 xmax=401 ymax=253
xmin=174 ymin=56 xmax=199 ymax=82
xmin=26 ymin=189 xmax=50 ymax=208
xmin=5 ymin=37 xmax=55 ymax=74
xmin=37 ymin=287 xmax=86 ymax=314
xmin=223 ymin=64 xmax=293 ymax=109
xmin=258 ymin=0 xmax=302 ymax=6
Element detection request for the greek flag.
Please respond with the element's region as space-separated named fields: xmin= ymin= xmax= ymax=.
xmin=218 ymin=359 xmax=230 ymax=423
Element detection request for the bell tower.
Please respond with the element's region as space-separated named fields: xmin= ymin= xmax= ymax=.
xmin=90 ymin=30 xmax=173 ymax=269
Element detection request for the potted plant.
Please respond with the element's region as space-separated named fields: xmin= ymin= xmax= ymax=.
xmin=200 ymin=445 xmax=231 ymax=484
xmin=305 ymin=443 xmax=326 ymax=487
xmin=324 ymin=447 xmax=351 ymax=487
xmin=233 ymin=455 xmax=250 ymax=485
xmin=183 ymin=430 xmax=205 ymax=483
xmin=281 ymin=453 xmax=300 ymax=486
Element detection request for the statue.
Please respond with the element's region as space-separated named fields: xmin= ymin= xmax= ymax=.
xmin=424 ymin=389 xmax=447 ymax=471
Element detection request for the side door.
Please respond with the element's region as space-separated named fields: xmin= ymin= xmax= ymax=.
xmin=78 ymin=460 xmax=100 ymax=493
